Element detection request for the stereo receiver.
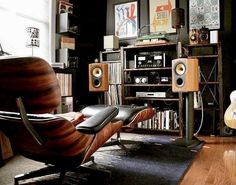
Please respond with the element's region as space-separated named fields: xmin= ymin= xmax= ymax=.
xmin=135 ymin=52 xmax=166 ymax=68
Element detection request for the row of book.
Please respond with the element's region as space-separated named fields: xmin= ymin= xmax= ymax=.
xmin=56 ymin=73 xmax=72 ymax=96
xmin=104 ymin=61 xmax=122 ymax=105
xmin=137 ymin=109 xmax=179 ymax=131
xmin=107 ymin=62 xmax=122 ymax=84
xmin=104 ymin=84 xmax=122 ymax=105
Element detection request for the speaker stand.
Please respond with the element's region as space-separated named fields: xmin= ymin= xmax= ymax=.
xmin=172 ymin=92 xmax=202 ymax=148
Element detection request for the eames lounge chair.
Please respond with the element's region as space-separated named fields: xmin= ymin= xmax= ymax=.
xmin=0 ymin=56 xmax=156 ymax=184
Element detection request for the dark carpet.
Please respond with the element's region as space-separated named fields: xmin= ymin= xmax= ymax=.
xmin=0 ymin=133 xmax=203 ymax=185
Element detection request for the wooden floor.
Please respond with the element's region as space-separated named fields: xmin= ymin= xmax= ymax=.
xmin=1 ymin=134 xmax=236 ymax=185
xmin=180 ymin=135 xmax=236 ymax=185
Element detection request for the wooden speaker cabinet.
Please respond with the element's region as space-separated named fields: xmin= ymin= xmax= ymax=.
xmin=172 ymin=58 xmax=199 ymax=92
xmin=89 ymin=63 xmax=109 ymax=92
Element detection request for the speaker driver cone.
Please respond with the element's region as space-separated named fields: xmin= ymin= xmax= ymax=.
xmin=92 ymin=67 xmax=102 ymax=77
xmin=93 ymin=79 xmax=101 ymax=87
xmin=175 ymin=63 xmax=186 ymax=75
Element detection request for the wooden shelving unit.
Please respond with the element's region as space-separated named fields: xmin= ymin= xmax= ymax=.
xmin=187 ymin=43 xmax=223 ymax=135
xmin=53 ymin=67 xmax=78 ymax=112
xmin=121 ymin=43 xmax=182 ymax=134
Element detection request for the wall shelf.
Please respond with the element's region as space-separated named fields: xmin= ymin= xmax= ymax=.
xmin=187 ymin=43 xmax=223 ymax=135
xmin=124 ymin=84 xmax=172 ymax=87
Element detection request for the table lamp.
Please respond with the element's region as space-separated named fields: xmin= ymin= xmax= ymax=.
xmin=26 ymin=27 xmax=40 ymax=56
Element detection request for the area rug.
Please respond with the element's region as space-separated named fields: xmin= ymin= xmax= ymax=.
xmin=0 ymin=133 xmax=203 ymax=185
xmin=84 ymin=134 xmax=203 ymax=185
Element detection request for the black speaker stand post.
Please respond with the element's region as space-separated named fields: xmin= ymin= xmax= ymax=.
xmin=172 ymin=92 xmax=202 ymax=148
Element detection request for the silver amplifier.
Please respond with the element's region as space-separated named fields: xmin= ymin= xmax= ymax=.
xmin=136 ymin=92 xmax=167 ymax=98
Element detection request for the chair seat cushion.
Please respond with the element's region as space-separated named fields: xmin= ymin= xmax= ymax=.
xmin=80 ymin=105 xmax=156 ymax=126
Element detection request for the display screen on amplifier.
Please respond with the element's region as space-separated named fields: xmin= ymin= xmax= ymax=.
xmin=135 ymin=52 xmax=166 ymax=68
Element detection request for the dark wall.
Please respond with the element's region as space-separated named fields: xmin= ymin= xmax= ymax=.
xmin=73 ymin=0 xmax=107 ymax=54
xmin=221 ymin=0 xmax=233 ymax=104
xmin=71 ymin=0 xmax=107 ymax=106
xmin=106 ymin=0 xmax=234 ymax=104
xmin=231 ymin=0 xmax=236 ymax=90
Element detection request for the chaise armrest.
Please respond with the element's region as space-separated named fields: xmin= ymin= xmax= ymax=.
xmin=76 ymin=106 xmax=119 ymax=134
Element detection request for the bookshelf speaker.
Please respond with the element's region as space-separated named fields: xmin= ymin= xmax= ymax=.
xmin=172 ymin=58 xmax=199 ymax=92
xmin=89 ymin=63 xmax=109 ymax=92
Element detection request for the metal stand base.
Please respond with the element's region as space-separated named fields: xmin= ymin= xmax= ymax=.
xmin=172 ymin=136 xmax=202 ymax=148
xmin=172 ymin=92 xmax=202 ymax=148
xmin=14 ymin=157 xmax=97 ymax=185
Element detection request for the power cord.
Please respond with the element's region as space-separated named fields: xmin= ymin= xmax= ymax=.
xmin=194 ymin=92 xmax=204 ymax=136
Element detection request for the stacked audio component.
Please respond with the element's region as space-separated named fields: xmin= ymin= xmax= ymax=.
xmin=129 ymin=51 xmax=170 ymax=86
xmin=134 ymin=52 xmax=166 ymax=68
xmin=122 ymin=43 xmax=181 ymax=134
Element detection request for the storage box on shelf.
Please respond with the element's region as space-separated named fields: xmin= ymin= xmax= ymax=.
xmin=121 ymin=43 xmax=182 ymax=134
xmin=57 ymin=12 xmax=80 ymax=35
xmin=56 ymin=48 xmax=79 ymax=68
xmin=186 ymin=43 xmax=223 ymax=135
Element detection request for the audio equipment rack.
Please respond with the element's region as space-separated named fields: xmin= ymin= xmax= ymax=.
xmin=121 ymin=43 xmax=183 ymax=135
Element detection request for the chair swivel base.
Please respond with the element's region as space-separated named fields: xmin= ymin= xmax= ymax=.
xmin=14 ymin=156 xmax=108 ymax=185
xmin=14 ymin=165 xmax=65 ymax=185
xmin=103 ymin=137 xmax=139 ymax=153
xmin=102 ymin=131 xmax=140 ymax=153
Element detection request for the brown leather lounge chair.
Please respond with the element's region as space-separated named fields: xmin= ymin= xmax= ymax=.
xmin=0 ymin=56 xmax=156 ymax=185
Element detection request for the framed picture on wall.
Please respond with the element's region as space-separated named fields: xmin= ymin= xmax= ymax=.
xmin=149 ymin=0 xmax=176 ymax=34
xmin=114 ymin=1 xmax=138 ymax=39
xmin=189 ymin=0 xmax=220 ymax=30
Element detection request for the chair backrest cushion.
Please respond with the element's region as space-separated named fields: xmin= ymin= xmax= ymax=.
xmin=0 ymin=56 xmax=61 ymax=113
